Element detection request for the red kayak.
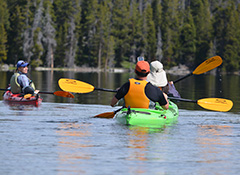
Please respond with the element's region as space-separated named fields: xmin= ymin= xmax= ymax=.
xmin=3 ymin=90 xmax=42 ymax=107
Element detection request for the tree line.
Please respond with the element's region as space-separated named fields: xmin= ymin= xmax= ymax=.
xmin=0 ymin=0 xmax=240 ymax=72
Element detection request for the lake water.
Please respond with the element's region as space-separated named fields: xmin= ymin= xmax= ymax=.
xmin=0 ymin=70 xmax=240 ymax=175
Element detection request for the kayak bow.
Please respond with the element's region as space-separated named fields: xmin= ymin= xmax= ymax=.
xmin=3 ymin=90 xmax=42 ymax=107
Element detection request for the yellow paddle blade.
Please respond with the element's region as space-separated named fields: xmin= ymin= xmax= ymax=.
xmin=24 ymin=94 xmax=32 ymax=99
xmin=58 ymin=78 xmax=94 ymax=93
xmin=53 ymin=91 xmax=75 ymax=98
xmin=193 ymin=56 xmax=222 ymax=75
xmin=197 ymin=98 xmax=233 ymax=112
xmin=93 ymin=112 xmax=115 ymax=118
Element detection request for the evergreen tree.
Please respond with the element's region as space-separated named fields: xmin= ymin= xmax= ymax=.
xmin=42 ymin=0 xmax=57 ymax=68
xmin=179 ymin=7 xmax=196 ymax=67
xmin=76 ymin=0 xmax=97 ymax=67
xmin=144 ymin=3 xmax=156 ymax=61
xmin=128 ymin=0 xmax=143 ymax=65
xmin=53 ymin=0 xmax=81 ymax=67
xmin=223 ymin=2 xmax=240 ymax=71
xmin=95 ymin=0 xmax=112 ymax=70
xmin=6 ymin=0 xmax=27 ymax=64
xmin=152 ymin=0 xmax=163 ymax=61
xmin=29 ymin=1 xmax=44 ymax=68
xmin=213 ymin=6 xmax=225 ymax=57
xmin=161 ymin=0 xmax=181 ymax=67
xmin=111 ymin=0 xmax=131 ymax=67
xmin=190 ymin=0 xmax=213 ymax=65
xmin=0 ymin=0 xmax=9 ymax=63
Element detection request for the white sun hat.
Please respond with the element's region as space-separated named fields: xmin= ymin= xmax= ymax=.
xmin=147 ymin=60 xmax=168 ymax=87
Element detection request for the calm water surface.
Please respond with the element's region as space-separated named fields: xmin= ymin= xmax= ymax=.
xmin=0 ymin=70 xmax=240 ymax=175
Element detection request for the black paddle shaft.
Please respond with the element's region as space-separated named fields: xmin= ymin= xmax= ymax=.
xmin=173 ymin=72 xmax=193 ymax=84
xmin=94 ymin=88 xmax=117 ymax=93
xmin=38 ymin=91 xmax=54 ymax=95
xmin=0 ymin=88 xmax=8 ymax=91
xmin=169 ymin=97 xmax=197 ymax=103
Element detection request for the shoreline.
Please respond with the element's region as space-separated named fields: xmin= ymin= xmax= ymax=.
xmin=0 ymin=63 xmax=191 ymax=75
xmin=1 ymin=64 xmax=238 ymax=75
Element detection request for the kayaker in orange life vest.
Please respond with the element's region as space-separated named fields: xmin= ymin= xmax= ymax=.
xmin=110 ymin=60 xmax=169 ymax=110
xmin=9 ymin=60 xmax=39 ymax=95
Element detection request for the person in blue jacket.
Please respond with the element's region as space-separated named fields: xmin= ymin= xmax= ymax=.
xmin=10 ymin=60 xmax=39 ymax=95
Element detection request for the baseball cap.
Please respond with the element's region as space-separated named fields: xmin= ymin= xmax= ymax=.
xmin=135 ymin=61 xmax=150 ymax=73
xmin=17 ymin=60 xmax=29 ymax=69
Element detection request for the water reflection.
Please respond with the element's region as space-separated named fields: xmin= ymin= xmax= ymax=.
xmin=197 ymin=125 xmax=232 ymax=164
xmin=127 ymin=127 xmax=151 ymax=161
xmin=126 ymin=126 xmax=172 ymax=160
xmin=56 ymin=122 xmax=93 ymax=172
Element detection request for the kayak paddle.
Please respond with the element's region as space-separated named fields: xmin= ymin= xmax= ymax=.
xmin=23 ymin=91 xmax=75 ymax=99
xmin=0 ymin=88 xmax=75 ymax=98
xmin=169 ymin=97 xmax=233 ymax=112
xmin=59 ymin=56 xmax=223 ymax=93
xmin=93 ymin=107 xmax=124 ymax=118
xmin=58 ymin=78 xmax=117 ymax=93
xmin=39 ymin=91 xmax=74 ymax=98
xmin=93 ymin=97 xmax=233 ymax=118
xmin=173 ymin=56 xmax=222 ymax=83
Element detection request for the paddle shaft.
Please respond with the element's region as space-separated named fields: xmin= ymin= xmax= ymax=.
xmin=1 ymin=88 xmax=55 ymax=95
xmin=0 ymin=88 xmax=8 ymax=91
xmin=0 ymin=88 xmax=71 ymax=97
xmin=94 ymin=87 xmax=117 ymax=93
xmin=168 ymin=97 xmax=197 ymax=103
xmin=38 ymin=91 xmax=54 ymax=95
xmin=173 ymin=73 xmax=193 ymax=84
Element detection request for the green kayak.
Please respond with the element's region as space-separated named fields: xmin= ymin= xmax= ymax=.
xmin=114 ymin=101 xmax=179 ymax=128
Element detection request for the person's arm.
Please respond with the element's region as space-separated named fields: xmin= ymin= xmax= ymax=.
xmin=111 ymin=96 xmax=119 ymax=107
xmin=110 ymin=82 xmax=130 ymax=107
xmin=18 ymin=75 xmax=35 ymax=94
xmin=168 ymin=81 xmax=181 ymax=98
xmin=146 ymin=83 xmax=169 ymax=110
xmin=162 ymin=92 xmax=169 ymax=110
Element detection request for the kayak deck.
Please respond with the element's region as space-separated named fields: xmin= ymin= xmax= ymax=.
xmin=114 ymin=101 xmax=178 ymax=128
xmin=3 ymin=90 xmax=42 ymax=107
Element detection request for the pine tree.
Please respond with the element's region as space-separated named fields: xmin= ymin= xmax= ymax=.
xmin=0 ymin=0 xmax=9 ymax=63
xmin=76 ymin=0 xmax=97 ymax=67
xmin=213 ymin=6 xmax=225 ymax=57
xmin=95 ymin=0 xmax=113 ymax=70
xmin=6 ymin=0 xmax=27 ymax=64
xmin=128 ymin=0 xmax=143 ymax=65
xmin=111 ymin=0 xmax=131 ymax=67
xmin=161 ymin=0 xmax=181 ymax=67
xmin=53 ymin=0 xmax=81 ymax=67
xmin=144 ymin=3 xmax=156 ymax=61
xmin=222 ymin=2 xmax=240 ymax=71
xmin=42 ymin=0 xmax=57 ymax=68
xmin=152 ymin=0 xmax=163 ymax=62
xmin=179 ymin=7 xmax=196 ymax=67
xmin=190 ymin=0 xmax=213 ymax=65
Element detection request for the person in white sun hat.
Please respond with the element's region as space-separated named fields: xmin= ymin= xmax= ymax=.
xmin=147 ymin=60 xmax=181 ymax=98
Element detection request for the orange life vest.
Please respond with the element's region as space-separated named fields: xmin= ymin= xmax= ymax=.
xmin=124 ymin=78 xmax=150 ymax=108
